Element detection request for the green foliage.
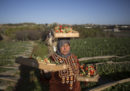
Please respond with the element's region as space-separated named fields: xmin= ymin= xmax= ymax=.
xmin=15 ymin=30 xmax=42 ymax=41
xmin=103 ymin=82 xmax=130 ymax=91
xmin=1 ymin=24 xmax=47 ymax=40
xmin=71 ymin=38 xmax=130 ymax=90
xmin=72 ymin=25 xmax=106 ymax=38
xmin=0 ymin=34 xmax=3 ymax=40
xmin=1 ymin=37 xmax=130 ymax=90
xmin=97 ymin=63 xmax=130 ymax=76
xmin=79 ymin=56 xmax=130 ymax=65
xmin=81 ymin=82 xmax=97 ymax=90
xmin=71 ymin=38 xmax=130 ymax=58
xmin=0 ymin=41 xmax=30 ymax=66
xmin=31 ymin=42 xmax=48 ymax=58
xmin=80 ymin=62 xmax=130 ymax=90
xmin=0 ymin=67 xmax=13 ymax=72
xmin=5 ymin=85 xmax=15 ymax=91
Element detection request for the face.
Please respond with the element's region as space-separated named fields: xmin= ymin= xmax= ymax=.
xmin=60 ymin=43 xmax=70 ymax=55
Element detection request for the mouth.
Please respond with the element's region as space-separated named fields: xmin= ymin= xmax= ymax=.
xmin=63 ymin=51 xmax=69 ymax=54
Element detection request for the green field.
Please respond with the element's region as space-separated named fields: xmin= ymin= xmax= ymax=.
xmin=0 ymin=37 xmax=130 ymax=91
xmin=103 ymin=81 xmax=130 ymax=91
xmin=70 ymin=37 xmax=130 ymax=90
xmin=71 ymin=37 xmax=130 ymax=58
xmin=0 ymin=41 xmax=31 ymax=66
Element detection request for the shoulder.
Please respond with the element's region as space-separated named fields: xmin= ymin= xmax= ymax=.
xmin=71 ymin=53 xmax=80 ymax=65
xmin=71 ymin=53 xmax=77 ymax=57
xmin=71 ymin=53 xmax=78 ymax=59
xmin=49 ymin=53 xmax=58 ymax=61
xmin=49 ymin=53 xmax=55 ymax=60
xmin=49 ymin=53 xmax=57 ymax=58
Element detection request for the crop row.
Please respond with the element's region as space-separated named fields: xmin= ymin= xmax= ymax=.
xmin=71 ymin=38 xmax=130 ymax=58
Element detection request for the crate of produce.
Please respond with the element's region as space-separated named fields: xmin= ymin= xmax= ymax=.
xmin=15 ymin=56 xmax=68 ymax=72
xmin=77 ymin=74 xmax=100 ymax=82
xmin=53 ymin=25 xmax=79 ymax=38
xmin=77 ymin=64 xmax=100 ymax=82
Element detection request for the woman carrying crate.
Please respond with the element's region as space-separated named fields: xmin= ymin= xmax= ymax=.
xmin=41 ymin=38 xmax=81 ymax=91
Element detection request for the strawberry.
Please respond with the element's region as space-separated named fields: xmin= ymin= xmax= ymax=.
xmin=55 ymin=30 xmax=59 ymax=33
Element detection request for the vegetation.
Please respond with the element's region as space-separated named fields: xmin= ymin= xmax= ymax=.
xmin=73 ymin=25 xmax=106 ymax=38
xmin=0 ymin=41 xmax=30 ymax=66
xmin=71 ymin=38 xmax=130 ymax=58
xmin=70 ymin=38 xmax=130 ymax=90
xmin=31 ymin=41 xmax=48 ymax=58
xmin=103 ymin=82 xmax=130 ymax=91
xmin=0 ymin=67 xmax=13 ymax=72
xmin=0 ymin=23 xmax=130 ymax=91
xmin=1 ymin=23 xmax=129 ymax=41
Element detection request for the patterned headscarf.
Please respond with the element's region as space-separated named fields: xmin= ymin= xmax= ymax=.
xmin=56 ymin=38 xmax=71 ymax=58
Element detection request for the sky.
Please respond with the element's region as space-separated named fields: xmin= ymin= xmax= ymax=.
xmin=0 ymin=0 xmax=130 ymax=24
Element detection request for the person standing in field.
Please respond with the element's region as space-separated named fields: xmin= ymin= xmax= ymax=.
xmin=40 ymin=38 xmax=81 ymax=91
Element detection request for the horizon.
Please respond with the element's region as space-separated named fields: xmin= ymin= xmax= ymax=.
xmin=0 ymin=0 xmax=130 ymax=25
xmin=0 ymin=22 xmax=130 ymax=26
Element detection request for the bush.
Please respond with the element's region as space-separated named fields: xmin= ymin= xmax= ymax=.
xmin=41 ymin=30 xmax=49 ymax=41
xmin=27 ymin=30 xmax=41 ymax=40
xmin=15 ymin=30 xmax=28 ymax=41
xmin=15 ymin=30 xmax=42 ymax=41
xmin=72 ymin=25 xmax=114 ymax=38
xmin=103 ymin=82 xmax=130 ymax=91
xmin=0 ymin=34 xmax=3 ymax=41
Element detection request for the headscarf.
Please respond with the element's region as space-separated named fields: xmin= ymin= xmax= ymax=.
xmin=56 ymin=38 xmax=71 ymax=58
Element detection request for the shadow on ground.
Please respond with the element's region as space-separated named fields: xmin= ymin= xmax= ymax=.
xmin=14 ymin=58 xmax=50 ymax=91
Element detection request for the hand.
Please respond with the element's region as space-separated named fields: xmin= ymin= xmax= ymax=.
xmin=44 ymin=70 xmax=49 ymax=73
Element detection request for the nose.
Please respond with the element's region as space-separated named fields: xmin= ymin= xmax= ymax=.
xmin=64 ymin=46 xmax=67 ymax=50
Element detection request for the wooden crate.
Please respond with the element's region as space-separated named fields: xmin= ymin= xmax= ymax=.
xmin=15 ymin=57 xmax=68 ymax=72
xmin=77 ymin=74 xmax=100 ymax=82
xmin=54 ymin=31 xmax=79 ymax=38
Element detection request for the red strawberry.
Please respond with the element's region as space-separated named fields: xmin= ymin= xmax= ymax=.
xmin=55 ymin=30 xmax=59 ymax=32
xmin=59 ymin=25 xmax=62 ymax=28
xmin=90 ymin=70 xmax=94 ymax=75
xmin=80 ymin=65 xmax=84 ymax=69
xmin=85 ymin=67 xmax=88 ymax=71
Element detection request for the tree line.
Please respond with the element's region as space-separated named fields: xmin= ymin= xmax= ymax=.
xmin=0 ymin=23 xmax=124 ymax=41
